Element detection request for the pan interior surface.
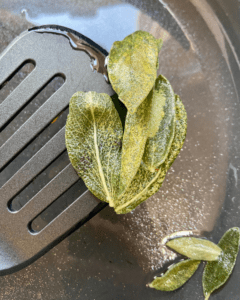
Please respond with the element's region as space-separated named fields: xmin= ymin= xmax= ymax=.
xmin=0 ymin=1 xmax=239 ymax=299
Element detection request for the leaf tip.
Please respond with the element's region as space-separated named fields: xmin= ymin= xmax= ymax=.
xmin=148 ymin=282 xmax=153 ymax=288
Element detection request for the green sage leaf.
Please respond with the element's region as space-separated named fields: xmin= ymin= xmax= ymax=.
xmin=108 ymin=30 xmax=161 ymax=114
xmin=202 ymin=227 xmax=240 ymax=300
xmin=119 ymin=75 xmax=175 ymax=192
xmin=114 ymin=95 xmax=187 ymax=214
xmin=119 ymin=93 xmax=152 ymax=193
xmin=166 ymin=237 xmax=222 ymax=261
xmin=142 ymin=75 xmax=176 ymax=172
xmin=65 ymin=91 xmax=123 ymax=207
xmin=149 ymin=259 xmax=201 ymax=291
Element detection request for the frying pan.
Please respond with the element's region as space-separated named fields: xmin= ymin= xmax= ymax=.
xmin=0 ymin=1 xmax=240 ymax=299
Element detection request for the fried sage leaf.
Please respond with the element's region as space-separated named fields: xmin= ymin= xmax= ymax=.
xmin=65 ymin=91 xmax=123 ymax=207
xmin=202 ymin=227 xmax=240 ymax=300
xmin=108 ymin=30 xmax=162 ymax=114
xmin=114 ymin=95 xmax=187 ymax=214
xmin=119 ymin=94 xmax=152 ymax=193
xmin=166 ymin=237 xmax=222 ymax=261
xmin=149 ymin=259 xmax=201 ymax=291
xmin=142 ymin=75 xmax=176 ymax=172
xmin=119 ymin=75 xmax=173 ymax=192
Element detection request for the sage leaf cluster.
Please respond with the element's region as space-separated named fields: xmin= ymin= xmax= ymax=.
xmin=149 ymin=228 xmax=240 ymax=299
xmin=65 ymin=30 xmax=187 ymax=214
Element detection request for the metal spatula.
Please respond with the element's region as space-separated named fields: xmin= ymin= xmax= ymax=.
xmin=0 ymin=25 xmax=113 ymax=275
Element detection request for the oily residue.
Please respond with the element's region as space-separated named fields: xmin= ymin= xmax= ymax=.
xmin=67 ymin=32 xmax=108 ymax=80
xmin=32 ymin=27 xmax=109 ymax=81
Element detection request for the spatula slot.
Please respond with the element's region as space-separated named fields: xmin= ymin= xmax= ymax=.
xmin=0 ymin=73 xmax=65 ymax=133
xmin=0 ymin=106 xmax=68 ymax=186
xmin=29 ymin=179 xmax=87 ymax=233
xmin=0 ymin=60 xmax=35 ymax=105
xmin=8 ymin=150 xmax=70 ymax=212
xmin=0 ymin=75 xmax=65 ymax=146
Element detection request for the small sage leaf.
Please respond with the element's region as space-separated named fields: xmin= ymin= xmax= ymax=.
xmin=108 ymin=30 xmax=161 ymax=113
xmin=149 ymin=259 xmax=201 ymax=291
xmin=142 ymin=75 xmax=176 ymax=172
xmin=202 ymin=227 xmax=240 ymax=300
xmin=114 ymin=95 xmax=187 ymax=214
xmin=65 ymin=91 xmax=123 ymax=207
xmin=166 ymin=237 xmax=222 ymax=261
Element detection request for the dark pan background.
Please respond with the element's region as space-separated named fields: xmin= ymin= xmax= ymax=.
xmin=0 ymin=1 xmax=240 ymax=299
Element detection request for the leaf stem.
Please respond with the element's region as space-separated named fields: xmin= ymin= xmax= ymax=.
xmin=90 ymin=98 xmax=114 ymax=207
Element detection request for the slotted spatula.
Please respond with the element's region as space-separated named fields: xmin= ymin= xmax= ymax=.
xmin=0 ymin=25 xmax=114 ymax=275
